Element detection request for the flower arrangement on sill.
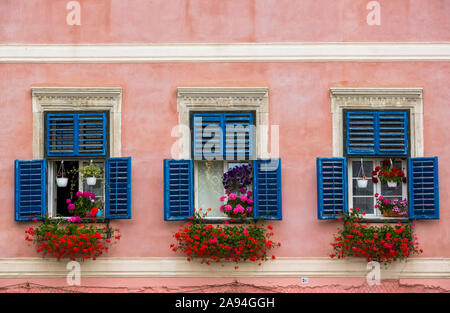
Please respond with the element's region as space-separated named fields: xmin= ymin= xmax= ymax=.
xmin=67 ymin=191 xmax=104 ymax=220
xmin=24 ymin=216 xmax=120 ymax=261
xmin=330 ymin=208 xmax=422 ymax=264
xmin=371 ymin=159 xmax=406 ymax=185
xmin=170 ymin=209 xmax=280 ymax=267
xmin=374 ymin=193 xmax=408 ymax=218
xmin=220 ymin=164 xmax=254 ymax=218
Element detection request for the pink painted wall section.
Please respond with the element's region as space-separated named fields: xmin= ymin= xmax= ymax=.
xmin=0 ymin=62 xmax=449 ymax=258
xmin=0 ymin=0 xmax=449 ymax=43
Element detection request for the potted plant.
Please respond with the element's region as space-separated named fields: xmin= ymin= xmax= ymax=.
xmin=374 ymin=193 xmax=408 ymax=217
xmin=356 ymin=160 xmax=368 ymax=189
xmin=220 ymin=164 xmax=254 ymax=219
xmin=170 ymin=209 xmax=280 ymax=267
xmin=79 ymin=162 xmax=102 ymax=186
xmin=67 ymin=190 xmax=104 ymax=219
xmin=371 ymin=159 xmax=406 ymax=188
xmin=330 ymin=208 xmax=422 ymax=264
xmin=56 ymin=161 xmax=68 ymax=187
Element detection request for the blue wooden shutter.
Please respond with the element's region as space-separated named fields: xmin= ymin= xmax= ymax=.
xmin=164 ymin=159 xmax=193 ymax=221
xmin=317 ymin=157 xmax=347 ymax=219
xmin=378 ymin=112 xmax=408 ymax=155
xmin=106 ymin=157 xmax=131 ymax=219
xmin=46 ymin=113 xmax=76 ymax=156
xmin=408 ymin=157 xmax=439 ymax=219
xmin=346 ymin=112 xmax=376 ymax=155
xmin=225 ymin=113 xmax=254 ymax=160
xmin=192 ymin=113 xmax=223 ymax=160
xmin=346 ymin=111 xmax=408 ymax=156
xmin=46 ymin=113 xmax=107 ymax=157
xmin=253 ymin=158 xmax=282 ymax=220
xmin=15 ymin=159 xmax=46 ymax=221
xmin=77 ymin=113 xmax=107 ymax=156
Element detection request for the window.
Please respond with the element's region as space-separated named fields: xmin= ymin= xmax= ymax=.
xmin=164 ymin=87 xmax=282 ymax=221
xmin=14 ymin=87 xmax=131 ymax=221
xmin=317 ymin=88 xmax=439 ymax=221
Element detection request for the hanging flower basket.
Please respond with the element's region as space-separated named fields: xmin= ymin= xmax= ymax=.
xmin=86 ymin=177 xmax=97 ymax=186
xmin=56 ymin=177 xmax=68 ymax=187
xmin=387 ymin=181 xmax=398 ymax=188
xmin=56 ymin=161 xmax=68 ymax=188
xmin=357 ymin=178 xmax=368 ymax=189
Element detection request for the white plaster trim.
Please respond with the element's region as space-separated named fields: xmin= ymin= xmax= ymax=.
xmin=0 ymin=257 xmax=448 ymax=279
xmin=1 ymin=43 xmax=450 ymax=62
xmin=330 ymin=88 xmax=423 ymax=157
xmin=31 ymin=87 xmax=123 ymax=159
xmin=176 ymin=87 xmax=269 ymax=159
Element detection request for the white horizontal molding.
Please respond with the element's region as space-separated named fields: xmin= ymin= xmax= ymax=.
xmin=0 ymin=257 xmax=448 ymax=279
xmin=1 ymin=43 xmax=450 ymax=62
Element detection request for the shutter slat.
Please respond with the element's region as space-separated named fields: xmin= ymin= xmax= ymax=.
xmin=317 ymin=157 xmax=347 ymax=219
xmin=253 ymin=159 xmax=282 ymax=220
xmin=15 ymin=159 xmax=46 ymax=221
xmin=408 ymin=157 xmax=439 ymax=219
xmin=164 ymin=159 xmax=193 ymax=220
xmin=106 ymin=157 xmax=131 ymax=219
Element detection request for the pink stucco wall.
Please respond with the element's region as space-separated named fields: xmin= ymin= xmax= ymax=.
xmin=0 ymin=62 xmax=449 ymax=259
xmin=0 ymin=0 xmax=449 ymax=43
xmin=0 ymin=0 xmax=449 ymax=293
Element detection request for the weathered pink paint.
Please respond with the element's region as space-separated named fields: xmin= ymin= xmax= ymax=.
xmin=0 ymin=0 xmax=449 ymax=43
xmin=0 ymin=1 xmax=449 ymax=293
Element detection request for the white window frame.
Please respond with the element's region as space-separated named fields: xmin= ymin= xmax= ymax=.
xmin=348 ymin=158 xmax=408 ymax=219
xmin=31 ymin=87 xmax=122 ymax=217
xmin=177 ymin=87 xmax=269 ymax=219
xmin=330 ymin=88 xmax=423 ymax=220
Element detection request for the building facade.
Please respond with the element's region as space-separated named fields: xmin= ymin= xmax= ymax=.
xmin=0 ymin=0 xmax=449 ymax=292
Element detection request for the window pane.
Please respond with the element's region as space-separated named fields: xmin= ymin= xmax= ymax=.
xmin=381 ymin=181 xmax=402 ymax=196
xmin=197 ymin=161 xmax=226 ymax=217
xmin=353 ymin=197 xmax=374 ymax=214
xmin=352 ymin=160 xmax=373 ymax=178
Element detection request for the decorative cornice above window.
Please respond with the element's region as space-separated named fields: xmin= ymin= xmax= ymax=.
xmin=176 ymin=87 xmax=269 ymax=159
xmin=31 ymin=87 xmax=122 ymax=158
xmin=330 ymin=88 xmax=423 ymax=157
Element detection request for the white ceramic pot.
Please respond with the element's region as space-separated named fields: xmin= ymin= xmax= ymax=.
xmin=387 ymin=181 xmax=397 ymax=188
xmin=357 ymin=179 xmax=368 ymax=188
xmin=86 ymin=177 xmax=97 ymax=186
xmin=56 ymin=177 xmax=68 ymax=187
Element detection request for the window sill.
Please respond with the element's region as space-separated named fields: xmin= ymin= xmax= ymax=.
xmin=361 ymin=216 xmax=409 ymax=223
xmin=198 ymin=217 xmax=256 ymax=224
xmin=49 ymin=216 xmax=108 ymax=223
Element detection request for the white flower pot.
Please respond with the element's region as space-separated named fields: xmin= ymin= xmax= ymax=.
xmin=56 ymin=177 xmax=68 ymax=187
xmin=387 ymin=181 xmax=397 ymax=188
xmin=86 ymin=177 xmax=97 ymax=186
xmin=357 ymin=179 xmax=368 ymax=188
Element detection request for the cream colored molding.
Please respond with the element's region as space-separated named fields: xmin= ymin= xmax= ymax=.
xmin=176 ymin=87 xmax=269 ymax=159
xmin=0 ymin=257 xmax=448 ymax=279
xmin=330 ymin=88 xmax=423 ymax=157
xmin=1 ymin=43 xmax=450 ymax=62
xmin=31 ymin=87 xmax=123 ymax=159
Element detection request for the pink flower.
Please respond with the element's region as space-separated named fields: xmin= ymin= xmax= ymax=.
xmin=374 ymin=204 xmax=379 ymax=208
xmin=246 ymin=206 xmax=253 ymax=213
xmin=76 ymin=191 xmax=82 ymax=197
xmin=247 ymin=191 xmax=253 ymax=197
xmin=228 ymin=193 xmax=237 ymax=200
xmin=239 ymin=188 xmax=246 ymax=193
xmin=233 ymin=207 xmax=239 ymax=214
xmin=383 ymin=199 xmax=389 ymax=205
xmin=220 ymin=205 xmax=225 ymax=212
xmin=90 ymin=193 xmax=96 ymax=199
xmin=225 ymin=205 xmax=232 ymax=212
xmin=243 ymin=228 xmax=249 ymax=236
xmin=374 ymin=193 xmax=379 ymax=198
xmin=68 ymin=203 xmax=75 ymax=211
xmin=240 ymin=195 xmax=248 ymax=202
xmin=66 ymin=199 xmax=71 ymax=204
xmin=68 ymin=216 xmax=81 ymax=223
xmin=220 ymin=196 xmax=226 ymax=202
xmin=247 ymin=198 xmax=254 ymax=204
xmin=225 ymin=189 xmax=229 ymax=194
xmin=378 ymin=195 xmax=384 ymax=200
xmin=83 ymin=191 xmax=90 ymax=198
xmin=236 ymin=204 xmax=244 ymax=213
